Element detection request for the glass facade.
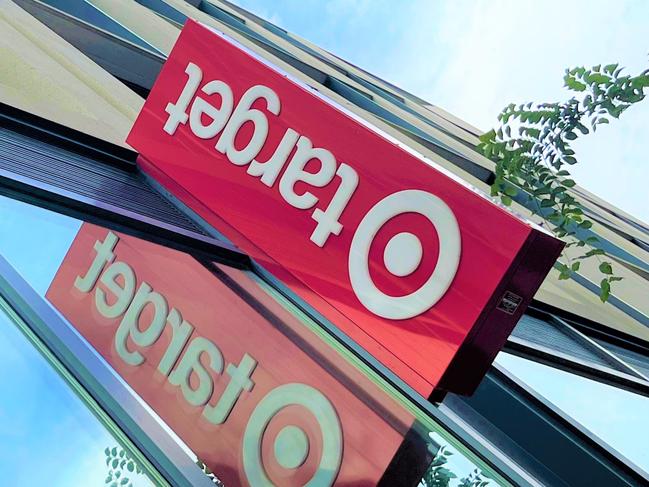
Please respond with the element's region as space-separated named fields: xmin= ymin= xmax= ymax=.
xmin=496 ymin=352 xmax=649 ymax=471
xmin=0 ymin=195 xmax=507 ymax=486
xmin=0 ymin=293 xmax=160 ymax=487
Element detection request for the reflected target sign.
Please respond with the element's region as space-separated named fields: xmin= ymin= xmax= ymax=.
xmin=127 ymin=20 xmax=564 ymax=398
xmin=47 ymin=224 xmax=416 ymax=487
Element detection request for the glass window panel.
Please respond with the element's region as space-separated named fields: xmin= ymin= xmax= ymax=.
xmin=496 ymin=352 xmax=649 ymax=471
xmin=0 ymin=194 xmax=509 ymax=486
xmin=0 ymin=296 xmax=159 ymax=486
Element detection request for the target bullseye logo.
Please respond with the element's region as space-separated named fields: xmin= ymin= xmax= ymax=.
xmin=349 ymin=190 xmax=461 ymax=320
xmin=243 ymin=383 xmax=343 ymax=487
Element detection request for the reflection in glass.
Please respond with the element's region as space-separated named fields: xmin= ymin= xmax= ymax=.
xmin=497 ymin=351 xmax=649 ymax=471
xmin=0 ymin=298 xmax=156 ymax=486
xmin=0 ymin=194 xmax=508 ymax=486
xmin=419 ymin=433 xmax=494 ymax=487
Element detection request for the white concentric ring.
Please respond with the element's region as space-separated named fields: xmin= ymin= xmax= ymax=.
xmin=242 ymin=383 xmax=343 ymax=487
xmin=349 ymin=190 xmax=461 ymax=320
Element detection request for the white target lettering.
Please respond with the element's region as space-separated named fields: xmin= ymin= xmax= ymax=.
xmin=349 ymin=190 xmax=461 ymax=320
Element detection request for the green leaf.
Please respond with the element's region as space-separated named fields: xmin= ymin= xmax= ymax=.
xmin=599 ymin=262 xmax=613 ymax=274
xmin=126 ymin=462 xmax=134 ymax=473
xmin=609 ymin=276 xmax=624 ymax=282
xmin=564 ymin=156 xmax=577 ymax=165
xmin=500 ymin=194 xmax=512 ymax=206
xmin=556 ymin=170 xmax=570 ymax=176
xmin=540 ymin=199 xmax=555 ymax=207
xmin=565 ymin=131 xmax=577 ymax=140
xmin=588 ymin=73 xmax=610 ymax=84
xmin=571 ymin=262 xmax=581 ymax=272
xmin=479 ymin=129 xmax=496 ymax=143
xmin=584 ymin=248 xmax=606 ymax=257
xmin=600 ymin=279 xmax=611 ymax=302
xmin=504 ymin=186 xmax=518 ymax=197
xmin=570 ymin=80 xmax=587 ymax=91
xmin=111 ymin=447 xmax=117 ymax=456
xmin=579 ymin=220 xmax=593 ymax=229
xmin=562 ymin=179 xmax=577 ymax=187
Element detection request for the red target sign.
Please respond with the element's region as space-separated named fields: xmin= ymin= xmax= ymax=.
xmin=127 ymin=20 xmax=563 ymax=397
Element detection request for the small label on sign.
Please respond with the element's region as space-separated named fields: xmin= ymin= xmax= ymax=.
xmin=497 ymin=291 xmax=523 ymax=315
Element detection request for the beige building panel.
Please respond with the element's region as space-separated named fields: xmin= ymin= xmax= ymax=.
xmin=536 ymin=269 xmax=649 ymax=341
xmin=573 ymin=185 xmax=649 ymax=245
xmin=87 ymin=0 xmax=180 ymax=56
xmin=0 ymin=0 xmax=144 ymax=148
xmin=562 ymin=242 xmax=649 ymax=317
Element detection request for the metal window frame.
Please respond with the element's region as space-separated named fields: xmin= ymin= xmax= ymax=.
xmin=0 ymin=253 xmax=215 ymax=487
xmin=505 ymin=308 xmax=649 ymax=397
xmin=24 ymin=0 xmax=162 ymax=53
xmin=0 ymin=104 xmax=249 ymax=270
xmin=443 ymin=363 xmax=649 ymax=487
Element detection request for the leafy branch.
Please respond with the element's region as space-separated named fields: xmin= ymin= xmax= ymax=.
xmin=104 ymin=446 xmax=143 ymax=487
xmin=478 ymin=62 xmax=649 ymax=301
xmin=104 ymin=446 xmax=223 ymax=487
xmin=421 ymin=445 xmax=491 ymax=487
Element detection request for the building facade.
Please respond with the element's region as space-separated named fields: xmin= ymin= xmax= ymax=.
xmin=0 ymin=1 xmax=648 ymax=486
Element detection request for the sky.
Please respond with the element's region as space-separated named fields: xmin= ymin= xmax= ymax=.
xmin=233 ymin=0 xmax=649 ymax=224
xmin=0 ymin=196 xmax=153 ymax=486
